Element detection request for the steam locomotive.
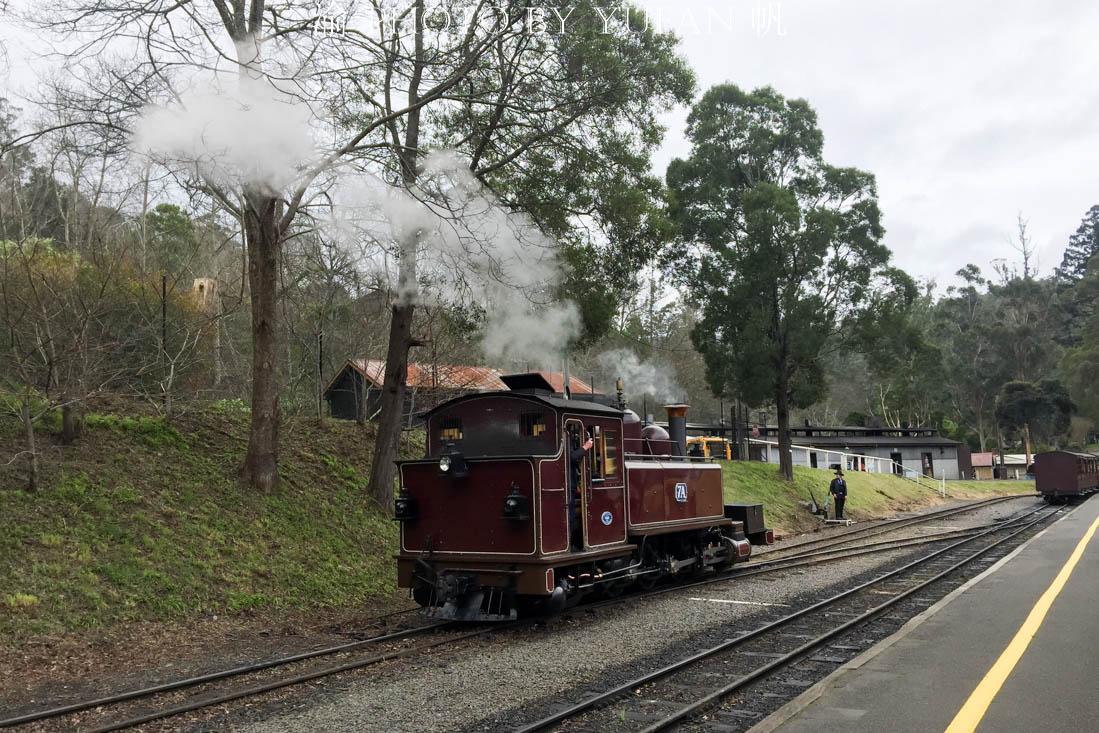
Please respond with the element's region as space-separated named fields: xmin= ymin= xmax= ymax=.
xmin=393 ymin=373 xmax=773 ymax=621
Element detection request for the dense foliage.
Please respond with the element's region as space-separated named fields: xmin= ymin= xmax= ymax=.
xmin=666 ymin=85 xmax=915 ymax=479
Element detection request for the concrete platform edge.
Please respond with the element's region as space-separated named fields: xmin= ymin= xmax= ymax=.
xmin=746 ymin=503 xmax=1079 ymax=733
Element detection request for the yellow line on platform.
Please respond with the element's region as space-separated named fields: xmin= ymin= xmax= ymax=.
xmin=944 ymin=512 xmax=1099 ymax=733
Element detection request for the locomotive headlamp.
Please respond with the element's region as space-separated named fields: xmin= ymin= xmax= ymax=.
xmin=393 ymin=488 xmax=418 ymax=522
xmin=437 ymin=443 xmax=470 ymax=479
xmin=501 ymin=483 xmax=531 ymax=521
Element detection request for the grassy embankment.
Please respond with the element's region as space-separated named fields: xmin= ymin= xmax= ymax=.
xmin=1 ymin=405 xmax=1032 ymax=640
xmin=1 ymin=403 xmax=406 ymax=640
xmin=721 ymin=461 xmax=1034 ymax=536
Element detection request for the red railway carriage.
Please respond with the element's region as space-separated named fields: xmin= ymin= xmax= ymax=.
xmin=394 ymin=375 xmax=772 ymax=620
xmin=1034 ymin=450 xmax=1099 ymax=502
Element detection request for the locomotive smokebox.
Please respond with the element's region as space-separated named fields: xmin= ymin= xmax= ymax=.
xmin=664 ymin=404 xmax=689 ymax=457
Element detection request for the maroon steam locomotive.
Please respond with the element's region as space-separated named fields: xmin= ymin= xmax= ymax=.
xmin=393 ymin=373 xmax=773 ymax=621
xmin=1033 ymin=450 xmax=1099 ymax=502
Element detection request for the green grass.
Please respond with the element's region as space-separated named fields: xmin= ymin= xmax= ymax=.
xmin=0 ymin=409 xmax=400 ymax=640
xmin=721 ymin=461 xmax=1033 ymax=535
xmin=83 ymin=413 xmax=185 ymax=448
xmin=1 ymin=402 xmax=1035 ymax=640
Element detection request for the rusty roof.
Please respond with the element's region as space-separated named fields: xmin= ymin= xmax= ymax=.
xmin=331 ymin=359 xmax=601 ymax=395
xmin=533 ymin=371 xmax=602 ymax=396
xmin=971 ymin=452 xmax=994 ymax=467
xmin=348 ymin=359 xmax=506 ymax=391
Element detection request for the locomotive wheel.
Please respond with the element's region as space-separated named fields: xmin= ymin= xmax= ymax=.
xmin=634 ymin=544 xmax=662 ymax=590
xmin=412 ymin=585 xmax=436 ymax=607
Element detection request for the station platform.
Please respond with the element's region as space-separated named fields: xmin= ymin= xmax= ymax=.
xmin=753 ymin=496 xmax=1099 ymax=733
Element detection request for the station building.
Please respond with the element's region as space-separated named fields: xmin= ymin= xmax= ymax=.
xmin=750 ymin=424 xmax=968 ymax=480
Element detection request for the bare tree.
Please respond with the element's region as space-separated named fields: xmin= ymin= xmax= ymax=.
xmin=0 ymin=233 xmax=166 ymax=488
xmin=9 ymin=0 xmax=524 ymax=492
xmin=13 ymin=1 xmax=692 ymax=504
xmin=1011 ymin=211 xmax=1037 ymax=280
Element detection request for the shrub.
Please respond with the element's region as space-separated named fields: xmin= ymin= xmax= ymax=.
xmin=4 ymin=593 xmax=40 ymax=609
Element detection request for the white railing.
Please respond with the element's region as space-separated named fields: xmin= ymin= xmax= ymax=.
xmin=747 ymin=438 xmax=946 ymax=497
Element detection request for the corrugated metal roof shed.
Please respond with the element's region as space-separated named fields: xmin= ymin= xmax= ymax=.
xmin=533 ymin=371 xmax=603 ymax=396
xmin=971 ymin=452 xmax=994 ymax=467
xmin=350 ymin=359 xmax=507 ymax=391
xmin=330 ymin=359 xmax=601 ymax=395
xmin=972 ymin=452 xmax=1032 ymax=467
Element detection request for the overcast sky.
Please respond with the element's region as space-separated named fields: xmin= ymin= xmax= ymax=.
xmin=635 ymin=0 xmax=1099 ymax=288
xmin=2 ymin=1 xmax=1097 ymax=288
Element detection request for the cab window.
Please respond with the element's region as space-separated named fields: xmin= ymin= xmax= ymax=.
xmin=438 ymin=416 xmax=462 ymax=442
xmin=520 ymin=412 xmax=546 ymax=439
xmin=428 ymin=402 xmax=557 ymax=457
xmin=590 ymin=428 xmax=604 ymax=481
xmin=603 ymin=430 xmax=619 ymax=477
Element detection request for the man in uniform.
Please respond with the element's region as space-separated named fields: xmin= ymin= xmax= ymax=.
xmin=829 ymin=469 xmax=848 ymax=520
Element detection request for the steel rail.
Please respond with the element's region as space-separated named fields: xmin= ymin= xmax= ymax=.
xmin=759 ymin=494 xmax=1029 ymax=559
xmin=633 ymin=503 xmax=1045 ymax=600
xmin=0 ymin=620 xmax=446 ymax=728
xmin=82 ymin=624 xmax=505 ymax=733
xmin=14 ymin=524 xmax=987 ymax=733
xmin=745 ymin=511 xmax=1037 ymax=569
xmin=514 ymin=504 xmax=1058 ymax=732
xmin=637 ymin=507 xmax=1062 ymax=733
xmin=4 ymin=501 xmax=1038 ymax=731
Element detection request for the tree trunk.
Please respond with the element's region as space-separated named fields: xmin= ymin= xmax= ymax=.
xmin=367 ymin=0 xmax=425 ymax=509
xmin=214 ymin=313 xmax=223 ymax=389
xmin=242 ymin=192 xmax=281 ymax=492
xmin=60 ymin=402 xmax=78 ymax=445
xmin=776 ymin=371 xmax=793 ymax=481
xmin=21 ymin=396 xmax=38 ymax=492
xmin=367 ymin=301 xmax=415 ymax=508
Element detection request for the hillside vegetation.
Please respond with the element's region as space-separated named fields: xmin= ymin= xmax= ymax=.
xmin=2 ymin=409 xmax=1030 ymax=640
xmin=1 ymin=405 xmax=404 ymax=640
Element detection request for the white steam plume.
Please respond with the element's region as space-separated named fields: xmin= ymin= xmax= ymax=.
xmin=132 ymin=80 xmax=317 ymax=191
xmin=597 ymin=348 xmax=684 ymax=403
xmin=482 ymin=301 xmax=580 ymax=366
xmin=324 ymin=151 xmax=579 ymax=368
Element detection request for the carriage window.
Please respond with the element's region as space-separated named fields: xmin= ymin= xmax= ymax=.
xmin=603 ymin=430 xmax=619 ymax=477
xmin=519 ymin=412 xmax=546 ymax=439
xmin=438 ymin=416 xmax=462 ymax=441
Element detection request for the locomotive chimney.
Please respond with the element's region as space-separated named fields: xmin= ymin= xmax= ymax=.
xmin=664 ymin=404 xmax=689 ymax=457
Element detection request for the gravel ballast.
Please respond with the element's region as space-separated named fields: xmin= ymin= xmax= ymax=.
xmin=230 ymin=497 xmax=1039 ymax=733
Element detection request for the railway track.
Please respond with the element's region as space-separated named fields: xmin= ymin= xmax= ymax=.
xmin=756 ymin=494 xmax=1030 ymax=560
xmin=1 ymin=497 xmax=1036 ymax=732
xmin=0 ymin=611 xmax=459 ymax=731
xmin=512 ymin=502 xmax=1065 ymax=732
